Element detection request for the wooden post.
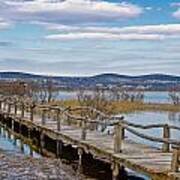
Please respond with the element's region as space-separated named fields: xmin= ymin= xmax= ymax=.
xmin=56 ymin=110 xmax=61 ymax=131
xmin=14 ymin=103 xmax=17 ymax=115
xmin=30 ymin=106 xmax=34 ymax=122
xmin=40 ymin=132 xmax=45 ymax=154
xmin=3 ymin=101 xmax=6 ymax=111
xmin=30 ymin=148 xmax=33 ymax=157
xmin=121 ymin=126 xmax=125 ymax=140
xmin=56 ymin=140 xmax=63 ymax=157
xmin=111 ymin=162 xmax=119 ymax=180
xmin=114 ymin=122 xmax=123 ymax=153
xmin=20 ymin=140 xmax=24 ymax=153
xmin=67 ymin=115 xmax=71 ymax=126
xmin=41 ymin=109 xmax=46 ymax=125
xmin=77 ymin=148 xmax=83 ymax=174
xmin=19 ymin=123 xmax=22 ymax=134
xmin=0 ymin=100 xmax=2 ymax=110
xmin=11 ymin=119 xmax=14 ymax=131
xmin=21 ymin=103 xmax=25 ymax=118
xmin=7 ymin=103 xmax=11 ymax=114
xmin=162 ymin=124 xmax=170 ymax=152
xmin=171 ymin=146 xmax=180 ymax=172
xmin=81 ymin=119 xmax=87 ymax=140
xmin=4 ymin=101 xmax=7 ymax=111
xmin=28 ymin=128 xmax=31 ymax=139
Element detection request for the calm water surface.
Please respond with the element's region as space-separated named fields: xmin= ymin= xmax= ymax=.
xmin=0 ymin=127 xmax=41 ymax=157
xmin=57 ymin=91 xmax=171 ymax=104
xmin=123 ymin=111 xmax=180 ymax=148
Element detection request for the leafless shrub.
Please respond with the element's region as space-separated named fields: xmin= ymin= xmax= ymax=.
xmin=27 ymin=78 xmax=59 ymax=104
xmin=77 ymin=88 xmax=114 ymax=116
xmin=169 ymin=87 xmax=180 ymax=105
xmin=109 ymin=87 xmax=144 ymax=102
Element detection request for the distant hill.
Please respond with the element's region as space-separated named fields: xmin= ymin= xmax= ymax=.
xmin=0 ymin=72 xmax=179 ymax=90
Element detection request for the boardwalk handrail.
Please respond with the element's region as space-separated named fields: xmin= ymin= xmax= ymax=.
xmin=125 ymin=125 xmax=180 ymax=146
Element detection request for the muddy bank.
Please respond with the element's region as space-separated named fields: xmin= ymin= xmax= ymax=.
xmin=0 ymin=149 xmax=83 ymax=180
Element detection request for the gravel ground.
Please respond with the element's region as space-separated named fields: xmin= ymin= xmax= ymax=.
xmin=0 ymin=150 xmax=81 ymax=180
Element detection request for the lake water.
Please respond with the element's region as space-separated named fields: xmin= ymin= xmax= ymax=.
xmin=0 ymin=127 xmax=41 ymax=158
xmin=57 ymin=91 xmax=171 ymax=104
xmin=122 ymin=111 xmax=180 ymax=148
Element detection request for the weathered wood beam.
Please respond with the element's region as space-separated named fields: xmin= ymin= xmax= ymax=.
xmin=7 ymin=103 xmax=11 ymax=114
xmin=30 ymin=106 xmax=34 ymax=122
xmin=171 ymin=146 xmax=180 ymax=172
xmin=56 ymin=110 xmax=61 ymax=131
xmin=114 ymin=122 xmax=123 ymax=153
xmin=162 ymin=124 xmax=170 ymax=152
xmin=111 ymin=162 xmax=119 ymax=180
xmin=77 ymin=148 xmax=83 ymax=174
xmin=14 ymin=103 xmax=17 ymax=115
xmin=41 ymin=109 xmax=47 ymax=125
xmin=0 ymin=100 xmax=2 ymax=110
xmin=21 ymin=103 xmax=25 ymax=118
xmin=81 ymin=119 xmax=87 ymax=140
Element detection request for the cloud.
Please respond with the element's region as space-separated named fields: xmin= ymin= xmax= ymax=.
xmin=0 ymin=17 xmax=11 ymax=29
xmin=171 ymin=2 xmax=180 ymax=19
xmin=45 ymin=24 xmax=180 ymax=41
xmin=145 ymin=7 xmax=152 ymax=11
xmin=173 ymin=8 xmax=180 ymax=19
xmin=45 ymin=23 xmax=180 ymax=34
xmin=46 ymin=32 xmax=164 ymax=41
xmin=1 ymin=0 xmax=142 ymax=24
xmin=171 ymin=2 xmax=180 ymax=7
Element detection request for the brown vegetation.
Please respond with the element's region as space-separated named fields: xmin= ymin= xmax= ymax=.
xmin=49 ymin=100 xmax=180 ymax=114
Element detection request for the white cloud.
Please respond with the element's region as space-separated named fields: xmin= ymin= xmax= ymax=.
xmin=145 ymin=7 xmax=152 ymax=11
xmin=171 ymin=2 xmax=180 ymax=7
xmin=173 ymin=8 xmax=180 ymax=19
xmin=0 ymin=17 xmax=11 ymax=29
xmin=44 ymin=24 xmax=180 ymax=41
xmin=45 ymin=23 xmax=180 ymax=34
xmin=46 ymin=32 xmax=164 ymax=41
xmin=1 ymin=0 xmax=143 ymax=23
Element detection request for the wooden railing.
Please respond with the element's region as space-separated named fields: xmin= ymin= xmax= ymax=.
xmin=0 ymin=96 xmax=180 ymax=172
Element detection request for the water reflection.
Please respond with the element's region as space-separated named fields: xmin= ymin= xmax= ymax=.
xmin=0 ymin=126 xmax=41 ymax=158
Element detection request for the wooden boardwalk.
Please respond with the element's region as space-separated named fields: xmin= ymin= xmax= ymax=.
xmin=0 ymin=97 xmax=180 ymax=180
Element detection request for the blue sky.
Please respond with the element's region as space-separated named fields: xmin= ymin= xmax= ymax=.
xmin=0 ymin=0 xmax=179 ymax=76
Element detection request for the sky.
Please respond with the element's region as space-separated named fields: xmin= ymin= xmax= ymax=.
xmin=0 ymin=0 xmax=180 ymax=76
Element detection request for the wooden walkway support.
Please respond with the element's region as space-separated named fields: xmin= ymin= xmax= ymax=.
xmin=0 ymin=96 xmax=180 ymax=179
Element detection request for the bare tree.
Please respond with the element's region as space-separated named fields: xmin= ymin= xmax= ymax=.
xmin=169 ymin=87 xmax=180 ymax=105
xmin=109 ymin=87 xmax=144 ymax=103
xmin=77 ymin=87 xmax=114 ymax=116
xmin=27 ymin=78 xmax=59 ymax=104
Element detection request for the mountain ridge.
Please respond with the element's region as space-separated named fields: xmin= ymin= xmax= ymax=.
xmin=0 ymin=71 xmax=179 ymax=79
xmin=0 ymin=71 xmax=179 ymax=90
